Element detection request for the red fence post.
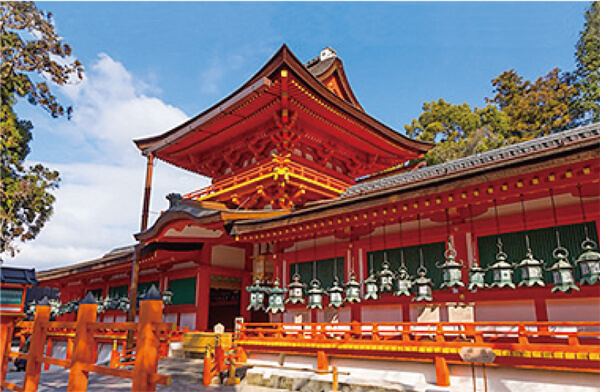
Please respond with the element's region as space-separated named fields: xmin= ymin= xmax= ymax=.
xmin=435 ymin=356 xmax=450 ymax=387
xmin=0 ymin=317 xmax=16 ymax=388
xmin=43 ymin=337 xmax=53 ymax=371
xmin=132 ymin=286 xmax=163 ymax=392
xmin=66 ymin=293 xmax=98 ymax=392
xmin=317 ymin=350 xmax=328 ymax=373
xmin=23 ymin=299 xmax=51 ymax=392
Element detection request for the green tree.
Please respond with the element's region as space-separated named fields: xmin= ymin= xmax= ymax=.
xmin=405 ymin=99 xmax=509 ymax=165
xmin=487 ymin=68 xmax=576 ymax=141
xmin=1 ymin=2 xmax=83 ymax=258
xmin=573 ymin=1 xmax=600 ymax=124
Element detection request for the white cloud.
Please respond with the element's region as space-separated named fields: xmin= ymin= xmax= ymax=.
xmin=7 ymin=54 xmax=209 ymax=271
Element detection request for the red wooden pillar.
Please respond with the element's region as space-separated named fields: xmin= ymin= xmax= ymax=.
xmin=402 ymin=302 xmax=410 ymax=322
xmin=23 ymin=300 xmax=51 ymax=392
xmin=196 ymin=266 xmax=210 ymax=331
xmin=132 ymin=290 xmax=163 ymax=392
xmin=534 ymin=298 xmax=548 ymax=322
xmin=240 ymin=243 xmax=253 ymax=321
xmin=66 ymin=294 xmax=98 ymax=392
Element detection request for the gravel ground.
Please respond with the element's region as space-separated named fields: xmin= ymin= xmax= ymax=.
xmin=4 ymin=369 xmax=288 ymax=392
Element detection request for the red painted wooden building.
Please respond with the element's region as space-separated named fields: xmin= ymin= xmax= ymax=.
xmin=38 ymin=45 xmax=600 ymax=334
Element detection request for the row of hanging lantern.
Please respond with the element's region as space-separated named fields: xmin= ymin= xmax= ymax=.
xmin=465 ymin=188 xmax=600 ymax=293
xmin=26 ymin=286 xmax=173 ymax=318
xmin=246 ymin=184 xmax=599 ymax=313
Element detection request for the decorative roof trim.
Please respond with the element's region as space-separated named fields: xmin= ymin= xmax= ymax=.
xmin=343 ymin=122 xmax=600 ymax=198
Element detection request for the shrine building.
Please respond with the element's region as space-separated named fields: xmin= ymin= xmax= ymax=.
xmin=37 ymin=45 xmax=600 ymax=332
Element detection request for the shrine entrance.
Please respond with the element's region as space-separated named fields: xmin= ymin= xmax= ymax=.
xmin=208 ymin=276 xmax=242 ymax=331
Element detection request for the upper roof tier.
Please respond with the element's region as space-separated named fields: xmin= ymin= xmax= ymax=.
xmin=134 ymin=45 xmax=431 ymax=181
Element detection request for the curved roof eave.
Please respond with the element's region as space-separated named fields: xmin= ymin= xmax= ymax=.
xmin=134 ymin=44 xmax=431 ymax=157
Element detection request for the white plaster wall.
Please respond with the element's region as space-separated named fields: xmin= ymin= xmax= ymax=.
xmin=48 ymin=341 xmax=67 ymax=371
xmin=114 ymin=315 xmax=126 ymax=323
xmin=547 ymin=298 xmax=600 ymax=322
xmin=475 ymin=300 xmax=536 ymax=322
xmin=212 ymin=245 xmax=245 ymax=270
xmin=246 ymin=353 xmax=600 ymax=392
xmin=164 ymin=313 xmax=177 ymax=324
xmin=96 ymin=343 xmax=112 ymax=364
xmin=179 ymin=313 xmax=196 ymax=330
xmin=284 ymin=310 xmax=310 ymax=323
xmin=449 ymin=363 xmax=600 ymax=392
xmin=362 ymin=305 xmax=402 ymax=322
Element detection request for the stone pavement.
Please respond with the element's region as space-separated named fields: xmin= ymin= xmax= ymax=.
xmin=4 ymin=365 xmax=288 ymax=392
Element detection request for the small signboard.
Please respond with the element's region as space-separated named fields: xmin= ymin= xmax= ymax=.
xmin=213 ymin=323 xmax=225 ymax=334
xmin=459 ymin=347 xmax=496 ymax=363
xmin=0 ymin=288 xmax=24 ymax=306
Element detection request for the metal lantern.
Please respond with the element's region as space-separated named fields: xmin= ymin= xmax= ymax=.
xmin=363 ymin=271 xmax=379 ymax=300
xmin=467 ymin=261 xmax=487 ymax=291
xmin=344 ymin=273 xmax=361 ymax=303
xmin=394 ymin=265 xmax=412 ymax=297
xmin=307 ymin=279 xmax=326 ymax=309
xmin=547 ymin=247 xmax=580 ymax=293
xmin=575 ymin=239 xmax=600 ymax=285
xmin=327 ymin=278 xmax=345 ymax=308
xmin=378 ymin=259 xmax=395 ymax=293
xmin=487 ymin=242 xmax=515 ymax=289
xmin=246 ymin=278 xmax=266 ymax=311
xmin=161 ymin=289 xmax=174 ymax=305
xmin=286 ymin=273 xmax=306 ymax=304
xmin=266 ymin=279 xmax=287 ymax=314
xmin=413 ymin=266 xmax=433 ymax=302
xmin=437 ymin=240 xmax=465 ymax=290
xmin=516 ymin=250 xmax=545 ymax=287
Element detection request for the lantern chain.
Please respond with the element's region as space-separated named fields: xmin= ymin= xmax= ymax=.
xmin=577 ymin=184 xmax=591 ymax=240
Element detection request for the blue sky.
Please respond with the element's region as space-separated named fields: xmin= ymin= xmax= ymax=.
xmin=9 ymin=1 xmax=590 ymax=270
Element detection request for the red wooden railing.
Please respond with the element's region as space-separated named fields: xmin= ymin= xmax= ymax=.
xmin=182 ymin=156 xmax=349 ymax=201
xmin=236 ymin=321 xmax=600 ymax=385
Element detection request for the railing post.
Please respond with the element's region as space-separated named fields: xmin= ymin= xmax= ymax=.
xmin=43 ymin=337 xmax=53 ymax=371
xmin=317 ymin=350 xmax=328 ymax=373
xmin=517 ymin=323 xmax=529 ymax=346
xmin=435 ymin=356 xmax=450 ymax=387
xmin=23 ymin=298 xmax=51 ymax=392
xmin=132 ymin=286 xmax=163 ymax=392
xmin=203 ymin=346 xmax=213 ymax=386
xmin=66 ymin=338 xmax=74 ymax=361
xmin=236 ymin=346 xmax=248 ymax=363
xmin=109 ymin=339 xmax=120 ymax=368
xmin=66 ymin=293 xmax=98 ymax=392
xmin=0 ymin=319 xmax=16 ymax=388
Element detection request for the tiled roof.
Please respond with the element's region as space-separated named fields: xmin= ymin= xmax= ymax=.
xmin=342 ymin=122 xmax=600 ymax=198
xmin=1 ymin=267 xmax=38 ymax=285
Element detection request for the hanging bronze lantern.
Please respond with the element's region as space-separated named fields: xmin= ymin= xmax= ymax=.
xmin=327 ymin=278 xmax=345 ymax=308
xmin=363 ymin=270 xmax=379 ymax=300
xmin=575 ymin=238 xmax=600 ymax=285
xmin=437 ymin=239 xmax=465 ymax=290
xmin=286 ymin=273 xmax=306 ymax=304
xmin=394 ymin=264 xmax=413 ymax=297
xmin=516 ymin=249 xmax=545 ymax=287
xmin=344 ymin=273 xmax=361 ymax=303
xmin=307 ymin=279 xmax=326 ymax=309
xmin=487 ymin=240 xmax=515 ymax=289
xmin=378 ymin=259 xmax=395 ymax=293
xmin=266 ymin=279 xmax=287 ymax=314
xmin=547 ymin=247 xmax=580 ymax=293
xmin=246 ymin=278 xmax=266 ymax=311
xmin=467 ymin=261 xmax=486 ymax=291
xmin=413 ymin=266 xmax=433 ymax=302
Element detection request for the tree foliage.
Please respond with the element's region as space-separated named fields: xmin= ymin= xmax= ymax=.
xmin=574 ymin=1 xmax=600 ymax=124
xmin=405 ymin=99 xmax=508 ymax=165
xmin=1 ymin=1 xmax=83 ymax=258
xmin=487 ymin=68 xmax=576 ymax=141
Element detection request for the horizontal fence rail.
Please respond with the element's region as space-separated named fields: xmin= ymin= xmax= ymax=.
xmin=236 ymin=321 xmax=600 ymax=374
